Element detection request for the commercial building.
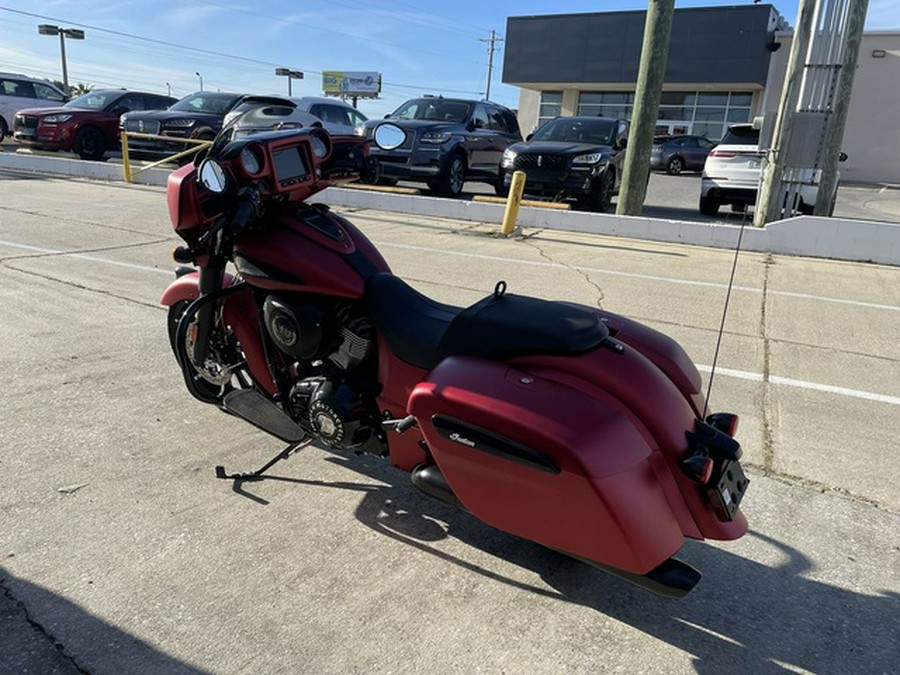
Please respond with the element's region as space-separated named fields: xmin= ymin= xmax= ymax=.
xmin=502 ymin=4 xmax=900 ymax=184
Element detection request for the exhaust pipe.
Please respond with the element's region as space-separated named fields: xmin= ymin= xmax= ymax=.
xmin=411 ymin=464 xmax=465 ymax=510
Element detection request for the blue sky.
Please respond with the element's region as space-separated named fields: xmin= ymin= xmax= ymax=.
xmin=1 ymin=1 xmax=897 ymax=118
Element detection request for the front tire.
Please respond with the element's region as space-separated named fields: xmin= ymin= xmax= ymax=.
xmin=73 ymin=126 xmax=106 ymax=161
xmin=594 ymin=168 xmax=615 ymax=212
xmin=429 ymin=154 xmax=466 ymax=197
xmin=167 ymin=299 xmax=241 ymax=405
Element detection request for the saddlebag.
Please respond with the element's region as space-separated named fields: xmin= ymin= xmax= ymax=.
xmin=407 ymin=355 xmax=686 ymax=574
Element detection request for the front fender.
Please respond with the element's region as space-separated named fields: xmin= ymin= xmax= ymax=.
xmin=161 ymin=270 xmax=275 ymax=394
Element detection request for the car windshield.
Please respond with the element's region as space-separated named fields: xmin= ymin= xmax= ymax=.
xmin=531 ymin=118 xmax=617 ymax=145
xmin=170 ymin=93 xmax=240 ymax=114
xmin=390 ymin=98 xmax=472 ymax=123
xmin=721 ymin=126 xmax=759 ymax=145
xmin=64 ymin=91 xmax=120 ymax=110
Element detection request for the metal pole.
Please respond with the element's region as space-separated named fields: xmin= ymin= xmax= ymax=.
xmin=815 ymin=0 xmax=869 ymax=215
xmin=287 ymin=77 xmax=292 ymax=96
xmin=59 ymin=32 xmax=69 ymax=93
xmin=616 ymin=0 xmax=675 ymax=216
xmin=480 ymin=30 xmax=503 ymax=101
xmin=754 ymin=0 xmax=817 ymax=226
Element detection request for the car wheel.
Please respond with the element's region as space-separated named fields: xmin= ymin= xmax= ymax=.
xmin=73 ymin=126 xmax=106 ymax=161
xmin=430 ymin=154 xmax=466 ymax=197
xmin=593 ymin=169 xmax=615 ymax=212
xmin=494 ymin=175 xmax=509 ymax=198
xmin=0 ymin=117 xmax=8 ymax=138
xmin=699 ymin=194 xmax=720 ymax=216
xmin=666 ymin=156 xmax=684 ymax=175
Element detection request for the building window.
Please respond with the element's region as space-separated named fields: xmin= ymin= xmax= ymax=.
xmin=538 ymin=91 xmax=563 ymax=127
xmin=576 ymin=89 xmax=752 ymax=140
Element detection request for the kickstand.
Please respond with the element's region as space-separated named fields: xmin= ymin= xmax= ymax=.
xmin=215 ymin=440 xmax=309 ymax=481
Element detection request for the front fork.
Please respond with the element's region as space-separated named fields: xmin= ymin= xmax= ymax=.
xmin=190 ymin=257 xmax=226 ymax=367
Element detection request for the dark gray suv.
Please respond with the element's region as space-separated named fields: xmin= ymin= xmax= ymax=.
xmin=362 ymin=97 xmax=521 ymax=197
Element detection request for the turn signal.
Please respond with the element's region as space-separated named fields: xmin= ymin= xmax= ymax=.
xmin=706 ymin=413 xmax=739 ymax=437
xmin=680 ymin=453 xmax=715 ymax=484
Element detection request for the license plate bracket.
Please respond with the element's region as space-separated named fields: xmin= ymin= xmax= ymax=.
xmin=708 ymin=460 xmax=749 ymax=521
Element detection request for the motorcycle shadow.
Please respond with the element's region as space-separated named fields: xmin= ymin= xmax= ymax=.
xmin=229 ymin=445 xmax=898 ymax=675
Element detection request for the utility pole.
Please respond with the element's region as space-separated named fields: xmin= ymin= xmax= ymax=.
xmin=815 ymin=0 xmax=869 ymax=215
xmin=754 ymin=0 xmax=817 ymax=226
xmin=480 ymin=30 xmax=503 ymax=100
xmin=616 ymin=0 xmax=675 ymax=216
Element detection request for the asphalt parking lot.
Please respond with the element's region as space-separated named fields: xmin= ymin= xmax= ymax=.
xmin=1 ymin=170 xmax=898 ymax=674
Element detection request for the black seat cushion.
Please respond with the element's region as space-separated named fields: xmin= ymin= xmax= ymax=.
xmin=364 ymin=273 xmax=608 ymax=370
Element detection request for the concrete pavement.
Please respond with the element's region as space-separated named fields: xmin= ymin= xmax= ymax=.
xmin=1 ymin=173 xmax=898 ymax=673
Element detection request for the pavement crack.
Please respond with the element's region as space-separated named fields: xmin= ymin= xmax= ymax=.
xmin=0 ymin=577 xmax=91 ymax=674
xmin=520 ymin=235 xmax=605 ymax=308
xmin=761 ymin=254 xmax=775 ymax=475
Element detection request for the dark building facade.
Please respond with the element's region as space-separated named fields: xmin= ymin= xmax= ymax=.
xmin=503 ymin=5 xmax=788 ymax=139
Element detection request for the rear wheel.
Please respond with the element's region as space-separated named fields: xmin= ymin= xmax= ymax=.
xmin=73 ymin=126 xmax=106 ymax=161
xmin=666 ymin=156 xmax=684 ymax=175
xmin=699 ymin=194 xmax=720 ymax=216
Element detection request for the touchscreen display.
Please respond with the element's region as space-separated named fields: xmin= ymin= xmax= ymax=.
xmin=272 ymin=147 xmax=308 ymax=182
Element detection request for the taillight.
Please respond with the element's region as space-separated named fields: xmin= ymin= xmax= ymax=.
xmin=706 ymin=413 xmax=739 ymax=437
xmin=709 ymin=149 xmax=736 ymax=158
xmin=680 ymin=452 xmax=715 ymax=484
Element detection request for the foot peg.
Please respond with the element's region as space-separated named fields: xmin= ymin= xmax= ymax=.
xmin=222 ymin=389 xmax=306 ymax=443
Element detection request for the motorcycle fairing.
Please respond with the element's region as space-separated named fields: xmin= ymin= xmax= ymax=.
xmin=408 ymin=356 xmax=686 ymax=574
xmin=233 ymin=208 xmax=390 ymax=297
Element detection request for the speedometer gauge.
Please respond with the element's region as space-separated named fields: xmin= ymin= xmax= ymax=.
xmin=240 ymin=145 xmax=263 ymax=175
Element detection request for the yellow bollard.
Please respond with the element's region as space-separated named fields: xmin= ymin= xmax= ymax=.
xmin=121 ymin=130 xmax=132 ymax=183
xmin=500 ymin=170 xmax=526 ymax=236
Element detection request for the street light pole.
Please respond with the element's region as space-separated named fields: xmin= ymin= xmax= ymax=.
xmin=275 ymin=68 xmax=304 ymax=96
xmin=195 ymin=72 xmax=203 ymax=91
xmin=37 ymin=25 xmax=85 ymax=94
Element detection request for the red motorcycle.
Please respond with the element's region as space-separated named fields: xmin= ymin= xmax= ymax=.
xmin=161 ymin=111 xmax=749 ymax=598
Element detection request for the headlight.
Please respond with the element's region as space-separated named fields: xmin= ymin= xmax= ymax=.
xmin=420 ymin=130 xmax=452 ymax=144
xmin=572 ymin=152 xmax=605 ymax=165
xmin=43 ymin=114 xmax=72 ymax=123
xmin=501 ymin=148 xmax=517 ymax=168
xmin=166 ymin=118 xmax=195 ymax=128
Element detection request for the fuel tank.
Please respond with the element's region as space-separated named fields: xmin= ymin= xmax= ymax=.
xmin=233 ymin=205 xmax=391 ymax=298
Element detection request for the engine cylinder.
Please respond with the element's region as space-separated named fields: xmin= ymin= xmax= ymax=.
xmin=263 ymin=295 xmax=325 ymax=360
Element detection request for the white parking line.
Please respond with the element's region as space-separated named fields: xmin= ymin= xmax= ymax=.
xmin=3 ymin=238 xmax=898 ymax=405
xmin=697 ymin=365 xmax=900 ymax=405
xmin=0 ymin=240 xmax=173 ymax=275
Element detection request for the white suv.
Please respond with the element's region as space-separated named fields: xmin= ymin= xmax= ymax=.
xmin=0 ymin=72 xmax=68 ymax=138
xmin=700 ymin=123 xmax=842 ymax=217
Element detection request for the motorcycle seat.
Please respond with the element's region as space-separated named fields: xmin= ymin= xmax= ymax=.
xmin=365 ymin=273 xmax=609 ymax=370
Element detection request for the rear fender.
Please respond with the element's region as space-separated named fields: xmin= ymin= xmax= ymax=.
xmin=161 ymin=271 xmax=274 ymax=394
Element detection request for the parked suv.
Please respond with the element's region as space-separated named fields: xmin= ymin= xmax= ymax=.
xmin=0 ymin=72 xmax=68 ymax=138
xmin=14 ymin=89 xmax=177 ymax=160
xmin=499 ymin=116 xmax=628 ymax=212
xmin=699 ymin=123 xmax=846 ymax=216
xmin=120 ymin=91 xmax=244 ymax=163
xmin=362 ymin=96 xmax=522 ymax=196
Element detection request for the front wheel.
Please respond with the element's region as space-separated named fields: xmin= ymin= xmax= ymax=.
xmin=73 ymin=126 xmax=106 ymax=161
xmin=167 ymin=299 xmax=245 ymax=405
xmin=593 ymin=169 xmax=615 ymax=212
xmin=429 ymin=154 xmax=466 ymax=197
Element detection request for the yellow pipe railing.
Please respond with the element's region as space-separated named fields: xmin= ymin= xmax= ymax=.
xmin=120 ymin=131 xmax=213 ymax=183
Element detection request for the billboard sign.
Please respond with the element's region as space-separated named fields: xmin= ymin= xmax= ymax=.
xmin=322 ymin=71 xmax=381 ymax=98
